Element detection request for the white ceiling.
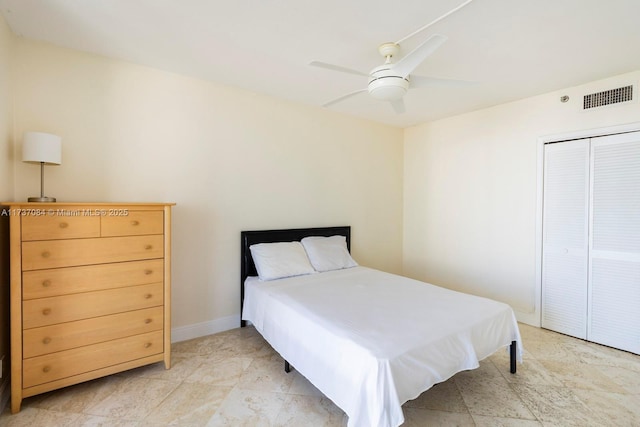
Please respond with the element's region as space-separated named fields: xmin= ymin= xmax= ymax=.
xmin=2 ymin=0 xmax=640 ymax=128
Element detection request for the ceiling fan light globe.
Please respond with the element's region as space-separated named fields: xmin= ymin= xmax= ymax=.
xmin=368 ymin=77 xmax=409 ymax=101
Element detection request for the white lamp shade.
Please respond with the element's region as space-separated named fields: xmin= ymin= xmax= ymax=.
xmin=22 ymin=132 xmax=62 ymax=165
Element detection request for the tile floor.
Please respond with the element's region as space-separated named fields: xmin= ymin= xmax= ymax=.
xmin=1 ymin=323 xmax=639 ymax=426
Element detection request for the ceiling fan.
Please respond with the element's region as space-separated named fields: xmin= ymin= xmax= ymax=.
xmin=309 ymin=0 xmax=475 ymax=114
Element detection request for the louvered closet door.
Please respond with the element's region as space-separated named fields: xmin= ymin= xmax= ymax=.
xmin=541 ymin=139 xmax=590 ymax=339
xmin=588 ymin=132 xmax=640 ymax=354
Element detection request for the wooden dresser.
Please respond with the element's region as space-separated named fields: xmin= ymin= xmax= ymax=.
xmin=1 ymin=202 xmax=174 ymax=413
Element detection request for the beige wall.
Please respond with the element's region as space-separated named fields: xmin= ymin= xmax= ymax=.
xmin=0 ymin=13 xmax=13 ymax=411
xmin=8 ymin=24 xmax=640 ymax=344
xmin=404 ymin=70 xmax=640 ymax=325
xmin=12 ymin=39 xmax=404 ymax=339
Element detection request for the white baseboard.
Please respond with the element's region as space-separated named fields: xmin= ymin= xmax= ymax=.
xmin=514 ymin=309 xmax=540 ymax=328
xmin=171 ymin=315 xmax=240 ymax=343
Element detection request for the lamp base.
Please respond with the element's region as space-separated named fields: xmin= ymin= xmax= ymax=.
xmin=28 ymin=196 xmax=56 ymax=202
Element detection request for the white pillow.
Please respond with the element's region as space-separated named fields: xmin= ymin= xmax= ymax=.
xmin=250 ymin=241 xmax=315 ymax=281
xmin=301 ymin=235 xmax=358 ymax=272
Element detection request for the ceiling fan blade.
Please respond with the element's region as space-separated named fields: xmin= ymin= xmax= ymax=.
xmin=323 ymin=89 xmax=368 ymax=107
xmin=389 ymin=99 xmax=406 ymax=114
xmin=410 ymin=74 xmax=476 ymax=88
xmin=309 ymin=61 xmax=369 ymax=77
xmin=393 ymin=34 xmax=448 ymax=78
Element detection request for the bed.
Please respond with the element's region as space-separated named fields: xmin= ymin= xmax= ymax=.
xmin=240 ymin=226 xmax=522 ymax=427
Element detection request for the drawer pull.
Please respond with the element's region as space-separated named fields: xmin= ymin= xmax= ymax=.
xmin=59 ymin=222 xmax=69 ymax=229
xmin=144 ymin=293 xmax=153 ymax=299
xmin=42 ymin=279 xmax=52 ymax=288
xmin=144 ymin=269 xmax=153 ymax=275
xmin=42 ymin=365 xmax=51 ymax=373
xmin=131 ymin=220 xmax=140 ymax=226
xmin=41 ymin=251 xmax=51 ymax=258
xmin=145 ymin=318 xmax=153 ymax=324
xmin=144 ymin=244 xmax=152 ymax=250
xmin=42 ymin=337 xmax=52 ymax=345
xmin=144 ymin=342 xmax=152 ymax=348
xmin=42 ymin=308 xmax=51 ymax=316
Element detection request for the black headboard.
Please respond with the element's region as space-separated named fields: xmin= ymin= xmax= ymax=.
xmin=240 ymin=226 xmax=351 ymax=327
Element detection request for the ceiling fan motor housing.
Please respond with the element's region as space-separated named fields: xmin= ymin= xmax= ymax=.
xmin=368 ymin=65 xmax=409 ymax=101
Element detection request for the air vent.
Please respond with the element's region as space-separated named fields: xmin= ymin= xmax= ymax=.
xmin=583 ymin=85 xmax=633 ymax=109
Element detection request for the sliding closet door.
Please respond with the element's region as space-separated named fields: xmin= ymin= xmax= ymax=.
xmin=541 ymin=140 xmax=590 ymax=339
xmin=588 ymin=132 xmax=640 ymax=354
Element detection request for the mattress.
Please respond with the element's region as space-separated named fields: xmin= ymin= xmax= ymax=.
xmin=242 ymin=266 xmax=522 ymax=427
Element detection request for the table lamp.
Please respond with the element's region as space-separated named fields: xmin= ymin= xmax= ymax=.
xmin=22 ymin=131 xmax=62 ymax=202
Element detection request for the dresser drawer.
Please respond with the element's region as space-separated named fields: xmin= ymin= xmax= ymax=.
xmin=23 ymin=283 xmax=163 ymax=329
xmin=23 ymin=330 xmax=163 ymax=388
xmin=23 ymin=307 xmax=163 ymax=358
xmin=22 ymin=215 xmax=100 ymax=241
xmin=101 ymin=210 xmax=163 ymax=237
xmin=22 ymin=235 xmax=164 ymax=270
xmin=23 ymin=259 xmax=164 ymax=299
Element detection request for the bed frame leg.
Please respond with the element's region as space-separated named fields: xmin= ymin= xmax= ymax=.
xmin=284 ymin=360 xmax=291 ymax=373
xmin=510 ymin=341 xmax=517 ymax=374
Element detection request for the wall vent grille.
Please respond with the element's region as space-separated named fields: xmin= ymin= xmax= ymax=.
xmin=583 ymin=85 xmax=633 ymax=109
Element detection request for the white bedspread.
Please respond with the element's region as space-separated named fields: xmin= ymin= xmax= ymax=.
xmin=242 ymin=266 xmax=522 ymax=427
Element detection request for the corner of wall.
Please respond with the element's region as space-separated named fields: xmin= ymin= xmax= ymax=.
xmin=0 ymin=11 xmax=14 ymax=414
xmin=0 ymin=12 xmax=14 ymax=201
